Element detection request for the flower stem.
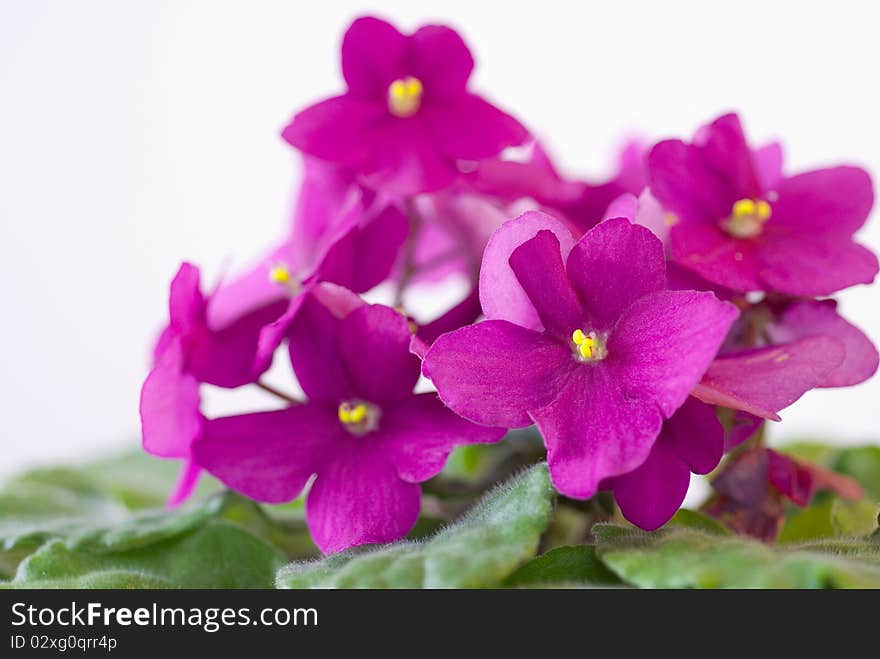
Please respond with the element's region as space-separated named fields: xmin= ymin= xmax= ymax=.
xmin=255 ymin=380 xmax=301 ymax=405
xmin=393 ymin=197 xmax=423 ymax=308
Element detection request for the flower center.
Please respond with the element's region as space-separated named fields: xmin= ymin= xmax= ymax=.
xmin=572 ymin=329 xmax=607 ymax=363
xmin=387 ymin=76 xmax=423 ymax=118
xmin=337 ymin=399 xmax=381 ymax=436
xmin=722 ymin=198 xmax=772 ymax=239
xmin=268 ymin=264 xmax=301 ymax=296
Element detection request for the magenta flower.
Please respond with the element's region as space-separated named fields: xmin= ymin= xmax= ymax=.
xmin=604 ymin=398 xmax=723 ymax=530
xmin=423 ymin=211 xmax=738 ymax=499
xmin=140 ymin=262 xmax=287 ymax=505
xmin=648 ymin=113 xmax=877 ymax=296
xmin=140 ymin=162 xmax=406 ymax=506
xmin=193 ymin=291 xmax=504 ymax=554
xmin=282 ymin=16 xmax=529 ymax=195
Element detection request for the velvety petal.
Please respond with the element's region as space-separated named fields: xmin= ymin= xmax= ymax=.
xmin=306 ymin=442 xmax=421 ymax=553
xmin=423 ymin=320 xmax=576 ymax=428
xmin=282 ymin=95 xmax=386 ymax=166
xmin=508 ymin=230 xmax=583 ymax=340
xmin=360 ymin=118 xmax=458 ymax=195
xmin=567 ymin=217 xmax=667 ymax=330
xmin=190 ymin=300 xmax=289 ymax=387
xmin=424 ymin=93 xmax=528 ymax=161
xmin=767 ymin=300 xmax=878 ymax=387
xmin=753 ymin=141 xmax=784 ymax=191
xmin=380 ymin=393 xmax=504 ymax=483
xmin=770 ymin=166 xmax=874 ymax=236
xmin=663 ymin=397 xmax=723 ymax=475
xmin=479 ymin=211 xmax=577 ymax=332
xmin=766 ymin=449 xmax=814 ymax=507
xmin=533 ymin=365 xmax=664 ymax=500
xmin=314 ymin=202 xmax=409 ymax=292
xmin=611 ymin=434 xmax=690 ymax=531
xmin=409 ymin=24 xmax=474 ymax=101
xmin=694 ymin=113 xmax=761 ymax=199
xmin=194 ymin=405 xmax=343 ymax=503
xmin=167 ymin=459 xmax=201 ymax=507
xmin=757 ymin=229 xmax=879 ymax=297
xmin=168 ymin=262 xmax=204 ymax=333
xmin=140 ymin=336 xmax=202 ymax=459
xmin=669 ymin=223 xmax=764 ymax=292
xmin=692 ymin=337 xmax=846 ymax=420
xmin=609 ymin=290 xmax=738 ymax=417
xmin=341 ymin=16 xmax=408 ymax=99
xmin=338 ymin=304 xmax=421 ymax=405
xmin=253 ymin=292 xmax=307 ymax=378
xmin=287 ymin=291 xmax=356 ymax=403
xmin=648 ymin=140 xmax=733 ymax=226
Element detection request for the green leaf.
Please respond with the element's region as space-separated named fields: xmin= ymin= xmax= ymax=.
xmin=831 ymin=499 xmax=880 ymax=537
xmin=6 ymin=521 xmax=285 ymax=589
xmin=503 ymin=545 xmax=621 ymax=587
xmin=277 ymin=463 xmax=555 ymax=588
xmin=665 ymin=509 xmax=731 ymax=535
xmin=594 ymin=523 xmax=880 ymax=588
xmin=778 ymin=500 xmax=835 ymax=543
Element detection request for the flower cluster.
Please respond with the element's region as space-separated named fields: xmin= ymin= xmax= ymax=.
xmin=140 ymin=16 xmax=877 ymax=552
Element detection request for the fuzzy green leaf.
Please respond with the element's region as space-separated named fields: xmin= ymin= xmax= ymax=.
xmin=277 ymin=463 xmax=554 ymax=589
xmin=503 ymin=545 xmax=621 ymax=587
xmin=594 ymin=523 xmax=880 ymax=588
xmin=5 ymin=520 xmax=285 ymax=589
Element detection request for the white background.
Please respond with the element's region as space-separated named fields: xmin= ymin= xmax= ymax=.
xmin=1 ymin=0 xmax=878 ymax=478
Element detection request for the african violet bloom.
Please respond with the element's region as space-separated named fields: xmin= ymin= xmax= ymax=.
xmin=648 ymin=113 xmax=877 ymax=296
xmin=423 ymin=211 xmax=738 ymax=501
xmin=140 ymin=262 xmax=288 ymax=505
xmin=140 ymin=162 xmax=407 ymax=505
xmin=194 ymin=289 xmax=504 ymax=554
xmin=282 ymin=16 xmax=529 ymax=195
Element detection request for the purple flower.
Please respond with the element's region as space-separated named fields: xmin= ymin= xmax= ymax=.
xmin=193 ymin=291 xmax=504 ymax=554
xmin=423 ymin=211 xmax=738 ymax=500
xmin=604 ymin=398 xmax=723 ymax=530
xmin=282 ymin=16 xmax=528 ymax=195
xmin=648 ymin=113 xmax=877 ymax=296
xmin=140 ymin=262 xmax=287 ymax=505
xmin=140 ymin=161 xmax=407 ymax=506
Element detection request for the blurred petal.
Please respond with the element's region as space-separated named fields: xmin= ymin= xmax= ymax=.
xmin=140 ymin=337 xmax=202 ymax=459
xmin=341 ymin=16 xmax=408 ymax=99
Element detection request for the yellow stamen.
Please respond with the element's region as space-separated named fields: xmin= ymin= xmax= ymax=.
xmin=571 ymin=329 xmax=606 ymax=362
xmin=725 ymin=198 xmax=772 ymax=238
xmin=269 ymin=265 xmax=291 ymax=284
xmin=388 ymin=76 xmax=423 ymax=118
xmin=338 ymin=401 xmax=368 ymax=425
